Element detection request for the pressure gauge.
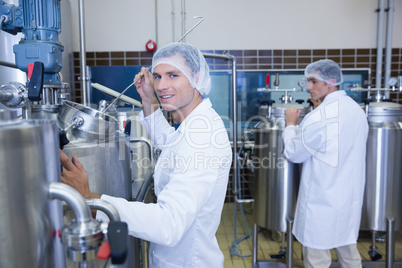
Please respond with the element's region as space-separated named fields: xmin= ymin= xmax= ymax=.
xmin=298 ymin=78 xmax=307 ymax=90
xmin=388 ymin=77 xmax=398 ymax=87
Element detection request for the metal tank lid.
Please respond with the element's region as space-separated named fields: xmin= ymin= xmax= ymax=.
xmin=271 ymin=102 xmax=310 ymax=116
xmin=363 ymin=101 xmax=402 ymax=117
xmin=259 ymin=102 xmax=310 ymax=118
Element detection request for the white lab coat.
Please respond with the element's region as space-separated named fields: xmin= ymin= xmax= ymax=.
xmin=99 ymin=98 xmax=232 ymax=267
xmin=282 ymin=91 xmax=368 ymax=250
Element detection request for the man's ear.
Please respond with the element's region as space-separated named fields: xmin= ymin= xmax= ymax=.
xmin=328 ymin=78 xmax=337 ymax=86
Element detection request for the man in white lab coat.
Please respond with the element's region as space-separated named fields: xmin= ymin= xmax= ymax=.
xmin=282 ymin=59 xmax=368 ymax=268
xmin=60 ymin=42 xmax=232 ymax=267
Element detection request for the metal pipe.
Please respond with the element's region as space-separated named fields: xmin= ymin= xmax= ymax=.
xmin=130 ymin=137 xmax=155 ymax=168
xmin=286 ymin=218 xmax=294 ymax=268
xmin=136 ymin=170 xmax=154 ymax=202
xmin=48 ymin=182 xmax=92 ymax=224
xmin=171 ymin=0 xmax=175 ymax=41
xmin=386 ymin=217 xmax=395 ymax=268
xmin=375 ymin=0 xmax=386 ymax=89
xmin=85 ymin=198 xmax=120 ymax=221
xmin=177 ymin=16 xmax=204 ymax=43
xmin=155 ymin=0 xmax=158 ymax=46
xmin=0 ymin=91 xmax=14 ymax=102
xmin=0 ymin=60 xmax=18 ymax=69
xmin=384 ymin=0 xmax=394 ymax=98
xmin=253 ymin=223 xmax=258 ymax=267
xmin=203 ymin=53 xmax=239 ymax=203
xmin=78 ymin=0 xmax=88 ymax=105
xmin=181 ymin=0 xmax=186 ymax=42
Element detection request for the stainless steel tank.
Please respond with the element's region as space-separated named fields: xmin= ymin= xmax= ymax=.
xmin=58 ymin=101 xmax=132 ymax=200
xmin=107 ymin=107 xmax=154 ymax=201
xmin=0 ymin=119 xmax=65 ymax=268
xmin=253 ymin=102 xmax=309 ymax=233
xmin=360 ymin=101 xmax=402 ymax=231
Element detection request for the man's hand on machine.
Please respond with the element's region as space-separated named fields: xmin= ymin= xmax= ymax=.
xmin=60 ymin=149 xmax=100 ymax=199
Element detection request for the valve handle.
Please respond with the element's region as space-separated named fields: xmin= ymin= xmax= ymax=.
xmin=97 ymin=242 xmax=111 ymax=260
xmin=28 ymin=62 xmax=44 ymax=101
xmin=108 ymin=221 xmax=129 ymax=264
xmin=123 ymin=119 xmax=131 ymax=136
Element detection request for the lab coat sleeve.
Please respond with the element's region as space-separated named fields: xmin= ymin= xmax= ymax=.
xmin=282 ymin=115 xmax=326 ymax=163
xmin=138 ymin=108 xmax=175 ymax=147
xmin=98 ymin=141 xmax=227 ymax=247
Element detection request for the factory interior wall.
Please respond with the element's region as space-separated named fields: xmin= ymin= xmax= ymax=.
xmin=67 ymin=0 xmax=402 ymax=51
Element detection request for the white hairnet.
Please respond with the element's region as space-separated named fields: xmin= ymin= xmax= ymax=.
xmin=304 ymin=59 xmax=343 ymax=86
xmin=151 ymin=42 xmax=211 ymax=96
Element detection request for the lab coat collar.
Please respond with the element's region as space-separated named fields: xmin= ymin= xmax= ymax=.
xmin=175 ymin=98 xmax=212 ymax=133
xmin=323 ymin=90 xmax=346 ymax=103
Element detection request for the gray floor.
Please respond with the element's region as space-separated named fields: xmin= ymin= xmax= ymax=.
xmin=217 ymin=203 xmax=402 ymax=268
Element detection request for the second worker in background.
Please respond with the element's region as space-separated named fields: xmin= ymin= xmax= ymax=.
xmin=282 ymin=59 xmax=368 ymax=268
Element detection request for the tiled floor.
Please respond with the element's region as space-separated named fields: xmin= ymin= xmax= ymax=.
xmin=217 ymin=203 xmax=402 ymax=268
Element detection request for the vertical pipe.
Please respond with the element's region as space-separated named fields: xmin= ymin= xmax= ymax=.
xmin=155 ymin=0 xmax=158 ymax=46
xmin=384 ymin=0 xmax=394 ymax=98
xmin=171 ymin=0 xmax=175 ymax=42
xmin=232 ymin=57 xmax=238 ymax=203
xmin=78 ymin=0 xmax=88 ymax=105
xmin=376 ymin=0 xmax=386 ymax=89
xmin=181 ymin=0 xmax=186 ymax=42
xmin=386 ymin=217 xmax=395 ymax=268
xmin=201 ymin=53 xmax=239 ymax=206
xmin=287 ymin=218 xmax=294 ymax=268
xmin=253 ymin=223 xmax=258 ymax=267
xmin=85 ymin=65 xmax=91 ymax=104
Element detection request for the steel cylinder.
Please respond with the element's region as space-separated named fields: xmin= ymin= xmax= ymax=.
xmin=0 ymin=119 xmax=64 ymax=268
xmin=62 ymin=134 xmax=132 ymax=200
xmin=253 ymin=103 xmax=309 ymax=233
xmin=360 ymin=101 xmax=402 ymax=231
xmin=107 ymin=107 xmax=153 ymax=200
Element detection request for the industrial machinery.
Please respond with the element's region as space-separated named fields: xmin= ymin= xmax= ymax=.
xmin=0 ymin=118 xmax=129 ymax=268
xmin=351 ymin=81 xmax=402 ymax=267
xmin=251 ymin=78 xmax=310 ymax=268
xmin=0 ymin=1 xmax=153 ymax=267
xmin=0 ymin=0 xmax=71 ymax=119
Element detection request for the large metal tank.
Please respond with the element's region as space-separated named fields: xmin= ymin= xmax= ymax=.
xmin=107 ymin=107 xmax=154 ymax=201
xmin=58 ymin=101 xmax=132 ymax=200
xmin=360 ymin=101 xmax=402 ymax=231
xmin=253 ymin=102 xmax=309 ymax=233
xmin=0 ymin=119 xmax=65 ymax=268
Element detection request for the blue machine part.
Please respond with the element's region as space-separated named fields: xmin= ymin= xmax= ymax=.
xmin=0 ymin=1 xmax=23 ymax=34
xmin=1 ymin=0 xmax=64 ymax=85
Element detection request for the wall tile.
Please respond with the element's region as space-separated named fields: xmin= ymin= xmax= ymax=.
xmin=298 ymin=50 xmax=311 ymax=56
xmin=313 ymin=50 xmax=326 ymax=56
xmin=73 ymin=47 xmax=402 ymax=106
xmin=95 ymin=52 xmax=110 ymax=58
xmin=258 ymin=50 xmax=272 ymax=57
xmin=111 ymin=51 xmax=124 ymax=58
